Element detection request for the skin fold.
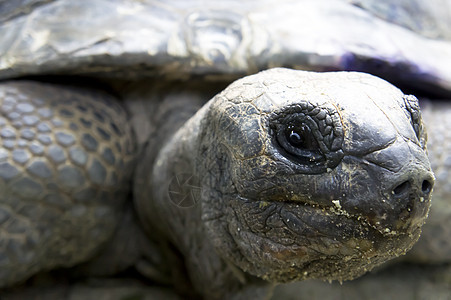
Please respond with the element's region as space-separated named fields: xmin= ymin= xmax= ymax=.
xmin=134 ymin=68 xmax=434 ymax=298
xmin=0 ymin=68 xmax=436 ymax=299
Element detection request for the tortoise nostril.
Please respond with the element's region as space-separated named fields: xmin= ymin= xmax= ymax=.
xmin=421 ymin=180 xmax=432 ymax=195
xmin=392 ymin=181 xmax=410 ymax=196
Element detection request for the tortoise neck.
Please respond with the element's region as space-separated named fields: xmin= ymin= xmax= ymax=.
xmin=132 ymin=83 xmax=209 ymax=228
xmin=133 ymin=87 xmax=273 ymax=298
xmin=134 ymin=98 xmax=215 ymax=294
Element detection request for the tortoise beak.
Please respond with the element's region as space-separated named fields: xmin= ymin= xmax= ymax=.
xmin=343 ymin=138 xmax=434 ymax=234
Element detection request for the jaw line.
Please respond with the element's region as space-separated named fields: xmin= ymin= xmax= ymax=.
xmin=239 ymin=194 xmax=413 ymax=239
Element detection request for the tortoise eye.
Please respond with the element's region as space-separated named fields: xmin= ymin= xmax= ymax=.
xmin=269 ymin=103 xmax=344 ymax=174
xmin=276 ymin=121 xmax=322 ymax=164
xmin=286 ymin=124 xmax=319 ymax=150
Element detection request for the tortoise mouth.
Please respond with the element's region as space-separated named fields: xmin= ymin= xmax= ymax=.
xmin=279 ymin=196 xmax=422 ymax=237
xmin=254 ymin=193 xmax=422 ymax=238
xmin=248 ymin=196 xmax=394 ymax=241
xmin=225 ymin=195 xmax=423 ymax=282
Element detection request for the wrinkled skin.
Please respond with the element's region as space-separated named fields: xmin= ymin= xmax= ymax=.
xmin=134 ymin=68 xmax=434 ymax=298
xmin=0 ymin=0 xmax=448 ymax=298
xmin=0 ymin=69 xmax=435 ymax=299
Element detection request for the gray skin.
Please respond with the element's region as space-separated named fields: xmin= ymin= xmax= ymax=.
xmin=0 ymin=81 xmax=136 ymax=286
xmin=406 ymin=101 xmax=451 ymax=263
xmin=0 ymin=68 xmax=434 ymax=299
xmin=273 ymin=99 xmax=451 ymax=300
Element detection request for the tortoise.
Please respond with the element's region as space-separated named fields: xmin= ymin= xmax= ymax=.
xmin=0 ymin=1 xmax=450 ymax=299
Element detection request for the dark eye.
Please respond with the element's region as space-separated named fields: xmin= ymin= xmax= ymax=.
xmin=269 ymin=104 xmax=344 ymax=174
xmin=286 ymin=124 xmax=319 ymax=150
xmin=276 ymin=121 xmax=323 ymax=165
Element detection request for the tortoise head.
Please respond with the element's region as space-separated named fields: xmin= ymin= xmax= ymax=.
xmin=197 ymin=68 xmax=433 ymax=283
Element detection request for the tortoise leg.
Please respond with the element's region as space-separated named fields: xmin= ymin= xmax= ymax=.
xmin=0 ymin=81 xmax=135 ymax=288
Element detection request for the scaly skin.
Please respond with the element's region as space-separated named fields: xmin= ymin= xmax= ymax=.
xmin=0 ymin=69 xmax=437 ymax=299
xmin=0 ymin=81 xmax=135 ymax=288
xmin=135 ymin=68 xmax=434 ymax=299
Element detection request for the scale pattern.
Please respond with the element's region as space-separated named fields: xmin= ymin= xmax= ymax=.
xmin=0 ymin=81 xmax=135 ymax=287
